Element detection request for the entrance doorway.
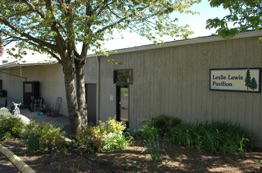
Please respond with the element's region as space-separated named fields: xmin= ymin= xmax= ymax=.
xmin=23 ymin=81 xmax=40 ymax=106
xmin=116 ymin=85 xmax=129 ymax=128
xmin=85 ymin=83 xmax=97 ymax=125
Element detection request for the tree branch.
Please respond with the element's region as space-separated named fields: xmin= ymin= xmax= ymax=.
xmin=94 ymin=15 xmax=127 ymax=35
xmin=44 ymin=0 xmax=66 ymax=53
xmin=20 ymin=0 xmax=45 ymax=18
xmin=95 ymin=0 xmax=115 ymax=17
xmin=0 ymin=17 xmax=58 ymax=52
xmin=28 ymin=41 xmax=62 ymax=63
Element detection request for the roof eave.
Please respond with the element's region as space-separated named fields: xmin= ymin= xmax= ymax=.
xmin=87 ymin=30 xmax=262 ymax=58
xmin=0 ymin=60 xmax=58 ymax=70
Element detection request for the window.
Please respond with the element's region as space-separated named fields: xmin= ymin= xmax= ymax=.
xmin=114 ymin=69 xmax=133 ymax=84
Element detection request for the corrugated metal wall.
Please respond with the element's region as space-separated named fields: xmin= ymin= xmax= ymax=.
xmin=91 ymin=36 xmax=262 ymax=146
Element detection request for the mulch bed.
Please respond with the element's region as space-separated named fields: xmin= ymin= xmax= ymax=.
xmin=0 ymin=138 xmax=261 ymax=173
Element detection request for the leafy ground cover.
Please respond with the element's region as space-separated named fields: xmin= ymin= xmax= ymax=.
xmin=1 ymin=138 xmax=261 ymax=173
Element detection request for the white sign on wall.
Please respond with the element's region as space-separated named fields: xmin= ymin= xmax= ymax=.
xmin=210 ymin=68 xmax=261 ymax=93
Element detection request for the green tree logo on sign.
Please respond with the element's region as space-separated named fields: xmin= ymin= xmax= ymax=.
xmin=250 ymin=77 xmax=258 ymax=91
xmin=245 ymin=69 xmax=257 ymax=91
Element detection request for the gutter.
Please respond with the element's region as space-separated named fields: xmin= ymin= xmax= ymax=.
xmin=0 ymin=61 xmax=19 ymax=69
xmin=0 ymin=60 xmax=58 ymax=80
xmin=0 ymin=60 xmax=58 ymax=70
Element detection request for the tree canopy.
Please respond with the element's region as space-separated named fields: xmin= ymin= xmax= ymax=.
xmin=0 ymin=0 xmax=200 ymax=135
xmin=206 ymin=0 xmax=262 ymax=41
xmin=0 ymin=0 xmax=199 ymax=57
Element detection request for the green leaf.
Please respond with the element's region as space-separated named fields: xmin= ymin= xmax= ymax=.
xmin=207 ymin=0 xmax=261 ymax=41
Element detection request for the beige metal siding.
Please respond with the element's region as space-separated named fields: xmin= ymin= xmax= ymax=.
xmin=0 ymin=64 xmax=68 ymax=116
xmin=0 ymin=68 xmax=24 ymax=101
xmin=85 ymin=58 xmax=97 ymax=83
xmin=98 ymin=57 xmax=115 ymax=121
xmin=92 ymin=36 xmax=262 ymax=146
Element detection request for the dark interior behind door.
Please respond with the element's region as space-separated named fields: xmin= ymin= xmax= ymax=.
xmin=116 ymin=85 xmax=129 ymax=128
xmin=23 ymin=81 xmax=40 ymax=106
xmin=86 ymin=83 xmax=97 ymax=125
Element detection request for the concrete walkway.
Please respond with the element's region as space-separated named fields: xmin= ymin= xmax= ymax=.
xmin=6 ymin=97 xmax=71 ymax=137
xmin=19 ymin=108 xmax=71 ymax=138
xmin=20 ymin=108 xmax=69 ymax=126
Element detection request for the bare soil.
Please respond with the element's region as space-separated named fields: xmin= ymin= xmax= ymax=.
xmin=0 ymin=138 xmax=262 ymax=173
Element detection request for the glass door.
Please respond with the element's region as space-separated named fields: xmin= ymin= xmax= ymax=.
xmin=116 ymin=85 xmax=129 ymax=127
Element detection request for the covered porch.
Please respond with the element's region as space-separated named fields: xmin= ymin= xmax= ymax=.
xmin=5 ymin=97 xmax=71 ymax=138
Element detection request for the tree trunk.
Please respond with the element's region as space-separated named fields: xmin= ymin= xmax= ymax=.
xmin=60 ymin=50 xmax=88 ymax=137
xmin=61 ymin=52 xmax=80 ymax=137
xmin=75 ymin=58 xmax=88 ymax=129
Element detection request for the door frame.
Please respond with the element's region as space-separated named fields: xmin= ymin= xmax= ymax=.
xmin=116 ymin=84 xmax=129 ymax=128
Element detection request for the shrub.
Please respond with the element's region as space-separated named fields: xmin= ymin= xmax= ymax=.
xmin=137 ymin=115 xmax=181 ymax=161
xmin=145 ymin=114 xmax=181 ymax=136
xmin=101 ymin=132 xmax=132 ymax=152
xmin=172 ymin=120 xmax=254 ymax=153
xmin=0 ymin=116 xmax=25 ymax=141
xmin=106 ymin=117 xmax=126 ymax=134
xmin=0 ymin=107 xmax=12 ymax=117
xmin=171 ymin=123 xmax=195 ymax=148
xmin=76 ymin=117 xmax=131 ymax=152
xmin=76 ymin=126 xmax=100 ymax=152
xmin=140 ymin=124 xmax=165 ymax=162
xmin=22 ymin=121 xmax=67 ymax=154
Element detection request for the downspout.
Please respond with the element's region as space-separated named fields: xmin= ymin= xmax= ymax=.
xmin=96 ymin=56 xmax=100 ymax=124
xmin=20 ymin=66 xmax=23 ymax=78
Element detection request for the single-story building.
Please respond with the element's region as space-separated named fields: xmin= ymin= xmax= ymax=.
xmin=0 ymin=30 xmax=261 ymax=147
xmin=0 ymin=60 xmax=68 ymax=115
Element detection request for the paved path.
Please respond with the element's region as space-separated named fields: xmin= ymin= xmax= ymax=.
xmin=20 ymin=108 xmax=72 ymax=138
xmin=6 ymin=98 xmax=71 ymax=137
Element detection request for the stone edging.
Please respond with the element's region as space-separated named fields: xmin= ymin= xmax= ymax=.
xmin=0 ymin=144 xmax=36 ymax=173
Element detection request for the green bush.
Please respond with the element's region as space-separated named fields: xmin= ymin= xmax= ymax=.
xmin=76 ymin=126 xmax=100 ymax=152
xmin=22 ymin=121 xmax=67 ymax=154
xmin=76 ymin=117 xmax=131 ymax=152
xmin=140 ymin=124 xmax=165 ymax=162
xmin=0 ymin=116 xmax=25 ymax=141
xmin=0 ymin=107 xmax=12 ymax=117
xmin=101 ymin=132 xmax=132 ymax=152
xmin=137 ymin=115 xmax=181 ymax=161
xmin=172 ymin=120 xmax=254 ymax=153
xmin=145 ymin=114 xmax=181 ymax=136
xmin=171 ymin=123 xmax=194 ymax=148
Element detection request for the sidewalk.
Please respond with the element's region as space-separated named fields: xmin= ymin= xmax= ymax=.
xmin=20 ymin=108 xmax=70 ymax=127
xmin=6 ymin=97 xmax=71 ymax=137
xmin=19 ymin=108 xmax=71 ymax=138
